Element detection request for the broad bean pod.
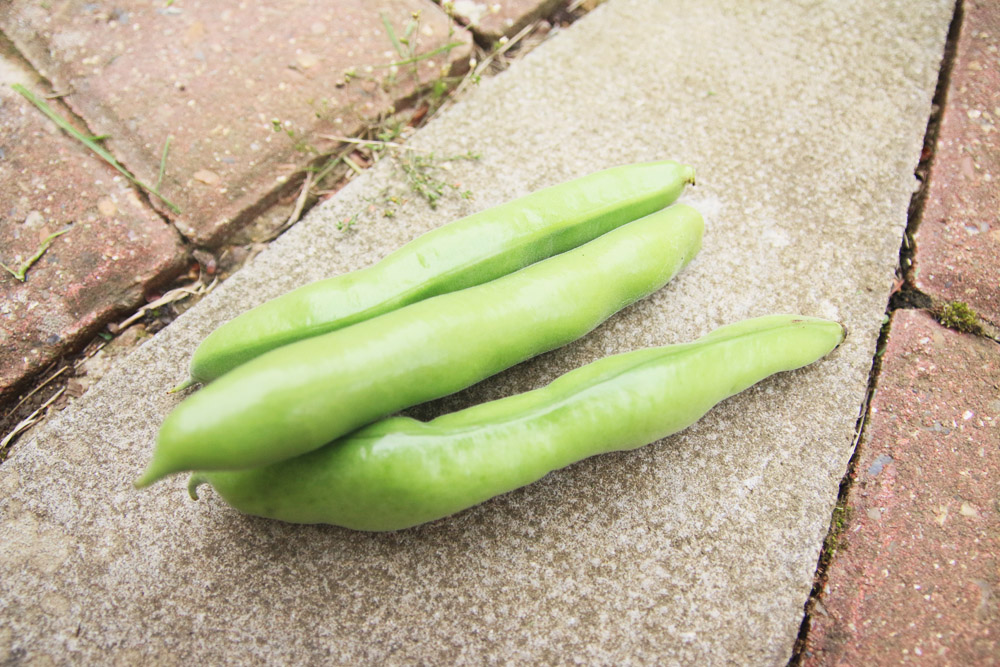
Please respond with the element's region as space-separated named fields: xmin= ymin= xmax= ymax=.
xmin=189 ymin=315 xmax=846 ymax=531
xmin=180 ymin=161 xmax=695 ymax=387
xmin=136 ymin=204 xmax=704 ymax=487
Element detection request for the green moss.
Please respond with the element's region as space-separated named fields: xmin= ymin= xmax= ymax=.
xmin=939 ymin=301 xmax=979 ymax=334
xmin=823 ymin=504 xmax=852 ymax=560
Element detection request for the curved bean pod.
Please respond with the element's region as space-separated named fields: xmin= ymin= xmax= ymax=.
xmin=136 ymin=204 xmax=704 ymax=487
xmin=182 ymin=161 xmax=695 ymax=387
xmin=189 ymin=315 xmax=845 ymax=531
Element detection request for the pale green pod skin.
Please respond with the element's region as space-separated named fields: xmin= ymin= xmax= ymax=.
xmin=190 ymin=315 xmax=845 ymax=531
xmin=136 ymin=205 xmax=704 ymax=487
xmin=184 ymin=161 xmax=696 ymax=386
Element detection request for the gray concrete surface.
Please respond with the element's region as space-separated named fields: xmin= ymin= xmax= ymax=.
xmin=0 ymin=0 xmax=953 ymax=663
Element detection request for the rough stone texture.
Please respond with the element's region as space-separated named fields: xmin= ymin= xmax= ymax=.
xmin=913 ymin=0 xmax=1000 ymax=326
xmin=0 ymin=50 xmax=186 ymax=402
xmin=446 ymin=0 xmax=565 ymax=41
xmin=803 ymin=309 xmax=999 ymax=665
xmin=0 ymin=0 xmax=472 ymax=246
xmin=0 ymin=0 xmax=952 ymax=663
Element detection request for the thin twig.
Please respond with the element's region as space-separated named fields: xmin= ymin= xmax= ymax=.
xmin=312 ymin=154 xmax=346 ymax=186
xmin=117 ymin=280 xmax=214 ymax=330
xmin=451 ymin=22 xmax=535 ymax=100
xmin=317 ymin=135 xmax=425 ymax=152
xmin=4 ymin=366 xmax=68 ymax=418
xmin=381 ymin=41 xmax=466 ymax=68
xmin=254 ymin=172 xmax=316 ymax=244
xmin=343 ymin=155 xmax=364 ymax=175
xmin=285 ymin=171 xmax=313 ymax=228
xmin=3 ymin=330 xmax=111 ymax=424
xmin=72 ymin=340 xmax=110 ymax=370
xmin=310 ymin=141 xmax=367 ymax=186
xmin=567 ymin=0 xmax=607 ymax=11
xmin=0 ymin=387 xmax=66 ymax=459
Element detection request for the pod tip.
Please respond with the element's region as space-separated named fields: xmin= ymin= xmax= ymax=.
xmin=133 ymin=463 xmax=168 ymax=490
xmin=168 ymin=378 xmax=197 ymax=394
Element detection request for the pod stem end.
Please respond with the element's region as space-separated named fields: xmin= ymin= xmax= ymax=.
xmin=188 ymin=474 xmax=208 ymax=500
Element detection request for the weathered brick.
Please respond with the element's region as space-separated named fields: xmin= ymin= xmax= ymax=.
xmin=913 ymin=0 xmax=1000 ymax=326
xmin=0 ymin=70 xmax=186 ymax=401
xmin=1 ymin=0 xmax=472 ymax=246
xmin=804 ymin=310 xmax=1000 ymax=665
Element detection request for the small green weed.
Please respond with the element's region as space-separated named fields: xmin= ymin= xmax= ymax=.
xmin=12 ymin=84 xmax=180 ymax=214
xmin=378 ymin=10 xmax=464 ymax=84
xmin=399 ymin=151 xmax=479 ymax=209
xmin=266 ymin=8 xmax=548 ymax=238
xmin=271 ymin=118 xmax=318 ymax=155
xmin=336 ymin=214 xmax=360 ymax=232
xmin=1 ymin=227 xmax=71 ymax=282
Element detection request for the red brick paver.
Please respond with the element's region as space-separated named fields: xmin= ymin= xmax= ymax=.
xmin=804 ymin=309 xmax=999 ymax=665
xmin=0 ymin=80 xmax=186 ymax=401
xmin=804 ymin=5 xmax=1000 ymax=661
xmin=1 ymin=1 xmax=472 ymax=246
xmin=913 ymin=0 xmax=1000 ymax=326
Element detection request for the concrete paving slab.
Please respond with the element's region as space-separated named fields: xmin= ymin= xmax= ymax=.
xmin=0 ymin=0 xmax=953 ymax=663
xmin=913 ymin=0 xmax=1000 ymax=326
xmin=803 ymin=309 xmax=999 ymax=665
xmin=1 ymin=0 xmax=472 ymax=246
xmin=0 ymin=53 xmax=186 ymax=402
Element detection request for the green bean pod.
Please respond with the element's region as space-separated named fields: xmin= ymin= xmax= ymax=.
xmin=182 ymin=161 xmax=696 ymax=387
xmin=136 ymin=204 xmax=704 ymax=488
xmin=189 ymin=315 xmax=845 ymax=531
